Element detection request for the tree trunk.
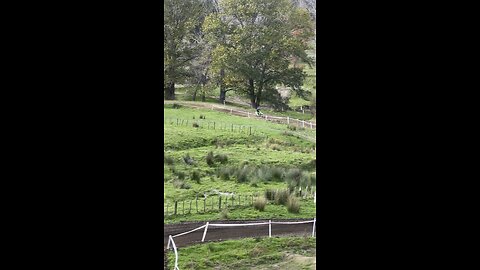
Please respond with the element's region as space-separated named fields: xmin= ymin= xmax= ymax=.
xmin=248 ymin=79 xmax=257 ymax=109
xmin=192 ymin=87 xmax=198 ymax=101
xmin=165 ymin=82 xmax=175 ymax=100
xmin=219 ymin=69 xmax=226 ymax=104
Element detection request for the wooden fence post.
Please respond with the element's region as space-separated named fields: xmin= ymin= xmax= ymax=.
xmin=204 ymin=198 xmax=206 ymax=213
xmin=219 ymin=196 xmax=222 ymax=210
xmin=174 ymin=201 xmax=177 ymax=215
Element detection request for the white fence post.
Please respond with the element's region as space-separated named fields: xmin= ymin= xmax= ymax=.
xmin=302 ymin=120 xmax=305 ymax=128
xmin=269 ymin=220 xmax=272 ymax=237
xmin=314 ymin=192 xmax=316 ymax=204
xmin=287 ymin=117 xmax=290 ymax=125
xmin=230 ymin=109 xmax=233 ymax=114
xmin=202 ymin=222 xmax=209 ymax=242
xmin=265 ymin=115 xmax=268 ymax=121
xmin=167 ymin=235 xmax=171 ymax=250
xmin=310 ymin=122 xmax=313 ymax=129
xmin=312 ymin=218 xmax=316 ymax=237
xmin=248 ymin=112 xmax=250 ymax=118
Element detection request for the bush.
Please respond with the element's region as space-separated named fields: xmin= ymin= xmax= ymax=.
xmin=271 ymin=167 xmax=284 ymax=181
xmin=173 ymin=179 xmax=190 ymax=189
xmin=285 ymin=168 xmax=303 ymax=187
xmin=193 ymin=122 xmax=200 ymax=128
xmin=287 ymin=125 xmax=297 ymax=131
xmin=173 ymin=169 xmax=186 ymax=180
xmin=191 ymin=171 xmax=201 ymax=183
xmin=164 ymin=155 xmax=175 ymax=165
xmin=253 ymin=196 xmax=267 ymax=211
xmin=218 ymin=167 xmax=232 ymax=180
xmin=214 ymin=154 xmax=228 ymax=164
xmin=206 ymin=151 xmax=215 ymax=166
xmin=274 ymin=189 xmax=291 ymax=206
xmin=286 ymin=196 xmax=300 ymax=213
xmin=235 ymin=166 xmax=250 ymax=183
xmin=172 ymin=103 xmax=182 ymax=109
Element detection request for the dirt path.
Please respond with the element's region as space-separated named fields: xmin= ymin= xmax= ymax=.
xmin=164 ymin=219 xmax=315 ymax=248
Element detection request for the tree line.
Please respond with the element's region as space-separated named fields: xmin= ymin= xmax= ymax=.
xmin=164 ymin=0 xmax=315 ymax=110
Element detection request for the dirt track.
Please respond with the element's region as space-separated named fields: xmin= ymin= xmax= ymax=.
xmin=164 ymin=219 xmax=315 ymax=248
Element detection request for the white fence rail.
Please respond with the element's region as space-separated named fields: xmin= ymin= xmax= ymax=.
xmin=166 ymin=218 xmax=316 ymax=270
xmin=165 ymin=102 xmax=317 ymax=129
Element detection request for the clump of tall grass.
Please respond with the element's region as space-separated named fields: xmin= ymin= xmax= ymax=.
xmin=173 ymin=179 xmax=191 ymax=189
xmin=253 ymin=196 xmax=267 ymax=211
xmin=164 ymin=155 xmax=175 ymax=165
xmin=191 ymin=170 xmax=201 ymax=184
xmin=274 ymin=189 xmax=291 ymax=206
xmin=234 ymin=166 xmax=251 ymax=183
xmin=286 ymin=196 xmax=300 ymax=213
xmin=206 ymin=151 xmax=215 ymax=166
xmin=217 ymin=167 xmax=233 ymax=180
xmin=214 ymin=154 xmax=228 ymax=164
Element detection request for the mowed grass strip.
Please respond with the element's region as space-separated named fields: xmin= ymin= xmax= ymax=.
xmin=167 ymin=236 xmax=316 ymax=270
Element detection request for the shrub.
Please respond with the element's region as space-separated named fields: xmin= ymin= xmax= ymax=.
xmin=192 ymin=122 xmax=200 ymax=128
xmin=235 ymin=166 xmax=250 ymax=183
xmin=172 ymin=103 xmax=181 ymax=109
xmin=218 ymin=167 xmax=232 ymax=180
xmin=206 ymin=151 xmax=215 ymax=166
xmin=253 ymin=196 xmax=267 ymax=211
xmin=271 ymin=167 xmax=284 ymax=181
xmin=191 ymin=171 xmax=201 ymax=183
xmin=214 ymin=154 xmax=228 ymax=164
xmin=173 ymin=179 xmax=190 ymax=189
xmin=164 ymin=156 xmax=175 ymax=165
xmin=173 ymin=169 xmax=186 ymax=180
xmin=285 ymin=168 xmax=303 ymax=187
xmin=286 ymin=196 xmax=300 ymax=213
xmin=274 ymin=189 xmax=291 ymax=206
xmin=199 ymin=115 xmax=206 ymax=119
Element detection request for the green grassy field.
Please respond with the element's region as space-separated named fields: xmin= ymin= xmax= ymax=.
xmin=164 ymin=105 xmax=316 ymax=224
xmin=167 ymin=236 xmax=316 ymax=270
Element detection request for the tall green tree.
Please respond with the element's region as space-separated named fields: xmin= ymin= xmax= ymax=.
xmin=204 ymin=0 xmax=314 ymax=109
xmin=163 ymin=0 xmax=204 ymax=100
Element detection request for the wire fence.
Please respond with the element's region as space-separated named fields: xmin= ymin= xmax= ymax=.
xmin=164 ymin=117 xmax=259 ymax=135
xmin=166 ymin=218 xmax=316 ymax=270
xmin=164 ymin=187 xmax=317 ymax=217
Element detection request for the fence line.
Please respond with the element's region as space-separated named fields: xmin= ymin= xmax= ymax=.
xmin=165 ymin=102 xmax=316 ymax=129
xmin=164 ymin=117 xmax=258 ymax=135
xmin=164 ymin=188 xmax=317 ymax=217
xmin=166 ymin=218 xmax=317 ymax=270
